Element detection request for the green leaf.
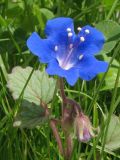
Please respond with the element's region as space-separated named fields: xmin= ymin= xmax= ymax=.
xmin=96 ymin=20 xmax=120 ymax=41
xmin=105 ymin=115 xmax=120 ymax=151
xmin=33 ymin=5 xmax=54 ymax=31
xmin=40 ymin=8 xmax=54 ymax=20
xmin=99 ymin=55 xmax=120 ymax=91
xmin=100 ymin=67 xmax=120 ymax=91
xmin=6 ymin=6 xmax=23 ymax=18
xmin=103 ymin=54 xmax=119 ymax=67
xmin=102 ymin=0 xmax=116 ymax=9
xmin=95 ymin=20 xmax=120 ymax=54
xmin=7 ymin=66 xmax=56 ymax=105
xmin=99 ymin=41 xmax=117 ymax=55
xmin=0 ymin=15 xmax=7 ymax=27
xmin=13 ymin=100 xmax=47 ymax=128
xmin=33 ymin=5 xmax=45 ymax=31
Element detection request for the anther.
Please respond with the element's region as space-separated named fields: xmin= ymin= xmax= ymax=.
xmin=68 ymin=32 xmax=73 ymax=37
xmin=79 ymin=54 xmax=84 ymax=60
xmin=77 ymin=27 xmax=82 ymax=31
xmin=80 ymin=36 xmax=85 ymax=42
xmin=54 ymin=45 xmax=58 ymax=51
xmin=67 ymin=28 xmax=72 ymax=32
xmin=85 ymin=29 xmax=90 ymax=34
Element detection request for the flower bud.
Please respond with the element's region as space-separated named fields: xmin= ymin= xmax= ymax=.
xmin=74 ymin=113 xmax=98 ymax=142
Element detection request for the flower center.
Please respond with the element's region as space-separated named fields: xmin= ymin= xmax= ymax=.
xmin=54 ymin=27 xmax=90 ymax=70
xmin=58 ymin=47 xmax=74 ymax=70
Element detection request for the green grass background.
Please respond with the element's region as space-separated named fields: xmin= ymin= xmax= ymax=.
xmin=0 ymin=0 xmax=120 ymax=159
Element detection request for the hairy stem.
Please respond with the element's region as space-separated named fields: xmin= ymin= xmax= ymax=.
xmin=50 ymin=119 xmax=64 ymax=155
xmin=65 ymin=135 xmax=73 ymax=160
xmin=59 ymin=78 xmax=67 ymax=117
xmin=59 ymin=78 xmax=82 ymax=113
xmin=59 ymin=78 xmax=66 ymax=102
xmin=59 ymin=78 xmax=82 ymax=160
xmin=41 ymin=101 xmax=64 ymax=156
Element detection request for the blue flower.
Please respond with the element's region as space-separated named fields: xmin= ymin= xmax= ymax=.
xmin=27 ymin=17 xmax=108 ymax=86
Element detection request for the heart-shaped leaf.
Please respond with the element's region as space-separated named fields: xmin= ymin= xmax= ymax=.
xmin=100 ymin=67 xmax=120 ymax=91
xmin=7 ymin=66 xmax=56 ymax=105
xmin=95 ymin=20 xmax=120 ymax=54
xmin=105 ymin=115 xmax=120 ymax=151
xmin=96 ymin=20 xmax=120 ymax=41
xmin=13 ymin=100 xmax=47 ymax=128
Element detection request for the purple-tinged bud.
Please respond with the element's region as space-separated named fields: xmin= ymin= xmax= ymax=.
xmin=74 ymin=113 xmax=98 ymax=142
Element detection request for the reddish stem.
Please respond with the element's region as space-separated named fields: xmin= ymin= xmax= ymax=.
xmin=41 ymin=101 xmax=64 ymax=156
xmin=65 ymin=135 xmax=73 ymax=160
xmin=41 ymin=78 xmax=82 ymax=159
xmin=59 ymin=78 xmax=66 ymax=102
xmin=59 ymin=78 xmax=82 ymax=113
xmin=59 ymin=78 xmax=67 ymax=117
xmin=50 ymin=119 xmax=64 ymax=155
xmin=59 ymin=78 xmax=82 ymax=160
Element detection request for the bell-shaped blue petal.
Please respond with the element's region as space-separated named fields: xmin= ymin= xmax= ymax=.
xmin=27 ymin=32 xmax=55 ymax=63
xmin=46 ymin=59 xmax=79 ymax=86
xmin=75 ymin=55 xmax=108 ymax=80
xmin=77 ymin=25 xmax=105 ymax=55
xmin=45 ymin=17 xmax=75 ymax=45
xmin=45 ymin=17 xmax=74 ymax=37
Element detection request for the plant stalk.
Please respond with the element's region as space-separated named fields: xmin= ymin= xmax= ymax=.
xmin=50 ymin=119 xmax=64 ymax=155
xmin=41 ymin=101 xmax=64 ymax=156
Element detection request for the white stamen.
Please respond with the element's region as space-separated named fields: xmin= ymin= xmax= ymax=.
xmin=79 ymin=54 xmax=84 ymax=60
xmin=85 ymin=29 xmax=90 ymax=34
xmin=68 ymin=32 xmax=73 ymax=37
xmin=67 ymin=28 xmax=72 ymax=32
xmin=77 ymin=27 xmax=82 ymax=31
xmin=80 ymin=36 xmax=85 ymax=42
xmin=69 ymin=44 xmax=73 ymax=49
xmin=54 ymin=45 xmax=58 ymax=51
